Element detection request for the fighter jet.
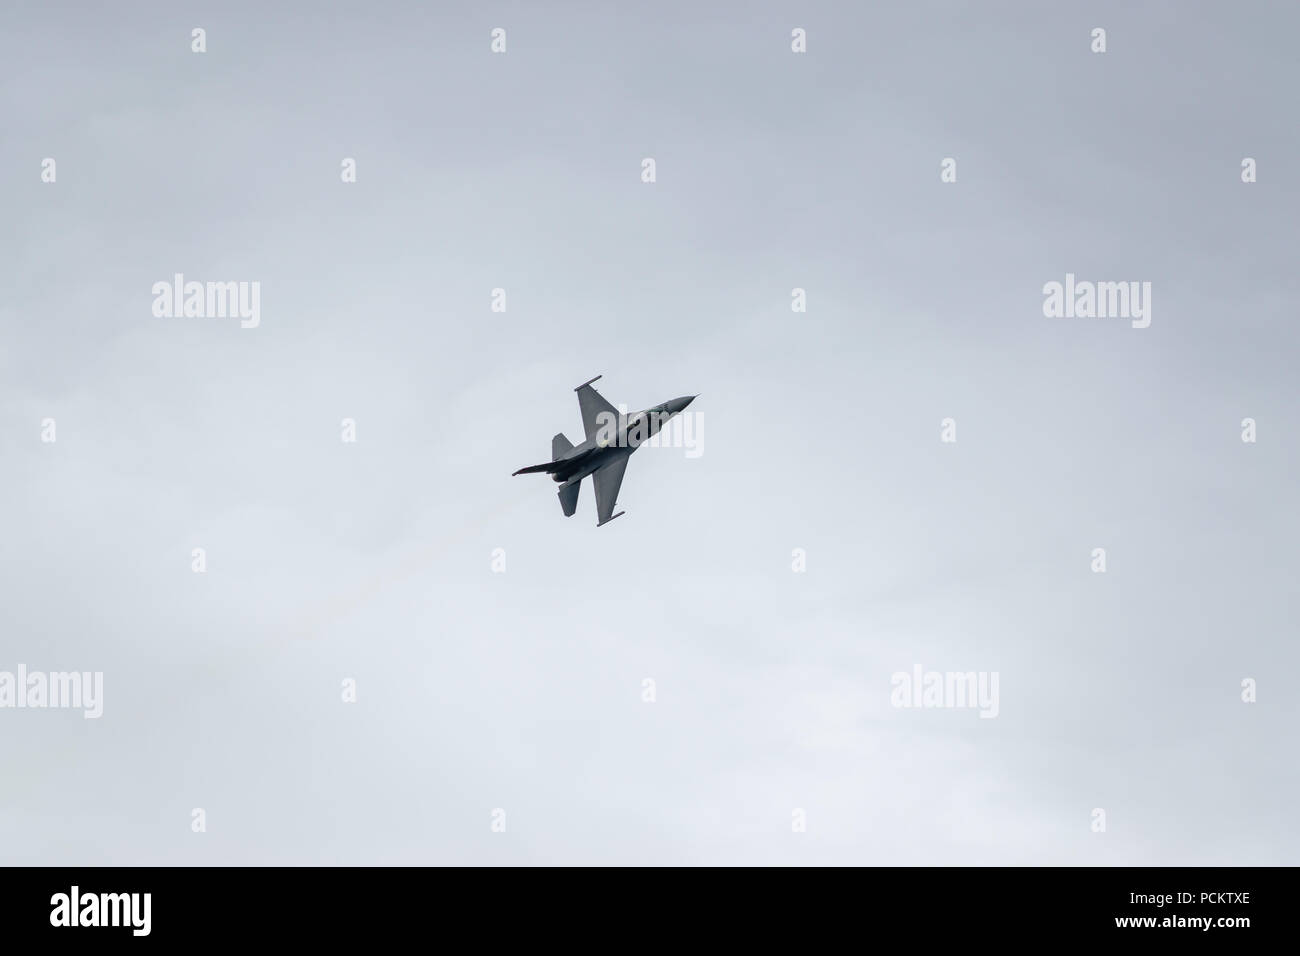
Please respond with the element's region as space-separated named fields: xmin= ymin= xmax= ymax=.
xmin=512 ymin=376 xmax=696 ymax=526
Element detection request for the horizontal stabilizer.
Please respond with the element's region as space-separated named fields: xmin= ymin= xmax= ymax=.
xmin=512 ymin=461 xmax=556 ymax=476
xmin=558 ymin=481 xmax=580 ymax=517
xmin=597 ymin=510 xmax=625 ymax=527
xmin=552 ymin=432 xmax=574 ymax=459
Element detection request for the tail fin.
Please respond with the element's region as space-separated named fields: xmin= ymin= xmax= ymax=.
xmin=513 ymin=433 xmax=577 ymax=477
xmin=557 ymin=480 xmax=580 ymax=517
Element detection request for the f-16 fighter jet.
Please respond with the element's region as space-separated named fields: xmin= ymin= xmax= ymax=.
xmin=512 ymin=376 xmax=696 ymax=526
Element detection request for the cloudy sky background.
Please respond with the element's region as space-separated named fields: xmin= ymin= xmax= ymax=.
xmin=1 ymin=0 xmax=1296 ymax=864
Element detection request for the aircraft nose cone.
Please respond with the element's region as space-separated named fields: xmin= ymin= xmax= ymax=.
xmin=668 ymin=395 xmax=695 ymax=414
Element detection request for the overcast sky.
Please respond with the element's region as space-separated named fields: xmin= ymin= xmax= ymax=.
xmin=1 ymin=0 xmax=1296 ymax=864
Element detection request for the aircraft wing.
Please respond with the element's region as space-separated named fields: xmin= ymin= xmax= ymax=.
xmin=592 ymin=456 xmax=628 ymax=526
xmin=575 ymin=375 xmax=618 ymax=441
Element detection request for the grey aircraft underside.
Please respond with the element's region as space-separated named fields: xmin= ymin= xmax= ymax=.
xmin=511 ymin=376 xmax=696 ymax=526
